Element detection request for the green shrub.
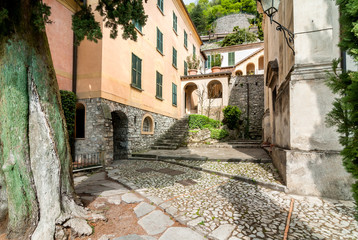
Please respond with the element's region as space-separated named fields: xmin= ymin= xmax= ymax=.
xmin=222 ymin=105 xmax=242 ymax=130
xmin=189 ymin=114 xmax=221 ymax=129
xmin=210 ymin=128 xmax=229 ymax=140
xmin=60 ymin=90 xmax=76 ymax=149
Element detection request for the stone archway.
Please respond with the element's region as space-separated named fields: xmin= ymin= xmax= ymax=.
xmin=184 ymin=82 xmax=198 ymax=114
xmin=112 ymin=110 xmax=129 ymax=160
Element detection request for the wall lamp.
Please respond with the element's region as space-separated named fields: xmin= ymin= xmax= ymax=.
xmin=258 ymin=0 xmax=295 ymax=55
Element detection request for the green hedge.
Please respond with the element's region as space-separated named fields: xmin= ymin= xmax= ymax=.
xmin=60 ymin=90 xmax=76 ymax=148
xmin=209 ymin=128 xmax=229 ymax=140
xmin=222 ymin=105 xmax=242 ymax=130
xmin=189 ymin=114 xmax=221 ymax=129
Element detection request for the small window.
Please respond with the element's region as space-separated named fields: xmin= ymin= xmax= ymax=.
xmin=141 ymin=114 xmax=154 ymax=134
xmin=228 ymin=52 xmax=235 ymax=66
xmin=173 ymin=12 xmax=177 ymax=33
xmin=134 ymin=20 xmax=142 ymax=33
xmin=246 ymin=63 xmax=255 ymax=75
xmin=157 ymin=27 xmax=163 ymax=54
xmin=131 ymin=53 xmax=142 ymax=89
xmin=193 ymin=45 xmax=196 ymax=57
xmin=184 ymin=30 xmax=188 ymax=48
xmin=172 ymin=83 xmax=177 ymax=106
xmin=206 ymin=55 xmax=211 ymax=69
xmin=75 ymin=103 xmax=85 ymax=138
xmin=156 ymin=71 xmax=163 ymax=99
xmin=184 ymin=61 xmax=188 ymax=76
xmin=157 ymin=0 xmax=164 ymax=12
xmin=172 ymin=47 xmax=177 ymax=68
xmin=258 ymin=56 xmax=264 ymax=70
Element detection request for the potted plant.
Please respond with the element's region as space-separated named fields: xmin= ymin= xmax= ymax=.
xmin=186 ymin=54 xmax=200 ymax=75
xmin=211 ymin=53 xmax=222 ymax=73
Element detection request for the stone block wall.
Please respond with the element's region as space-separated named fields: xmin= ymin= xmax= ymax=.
xmin=75 ymin=98 xmax=176 ymax=164
xmin=228 ymin=75 xmax=264 ymax=139
xmin=214 ymin=13 xmax=255 ymax=33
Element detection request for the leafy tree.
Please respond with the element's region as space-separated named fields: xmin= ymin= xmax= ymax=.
xmin=326 ymin=0 xmax=358 ymax=217
xmin=0 ymin=0 xmax=147 ymax=239
xmin=186 ymin=0 xmax=257 ymax=33
xmin=190 ymin=3 xmax=208 ymax=34
xmin=220 ymin=27 xmax=257 ymax=47
xmin=249 ymin=12 xmax=263 ymax=41
xmin=222 ymin=105 xmax=242 ymax=130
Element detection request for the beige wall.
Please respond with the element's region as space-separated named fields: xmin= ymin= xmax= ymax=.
xmin=181 ymin=74 xmax=230 ymax=119
xmin=77 ymin=0 xmax=202 ymax=120
xmin=261 ymin=0 xmax=353 ymax=199
xmin=234 ymin=50 xmax=264 ymax=75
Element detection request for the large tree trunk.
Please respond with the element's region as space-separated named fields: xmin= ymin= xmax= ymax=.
xmin=0 ymin=1 xmax=86 ymax=239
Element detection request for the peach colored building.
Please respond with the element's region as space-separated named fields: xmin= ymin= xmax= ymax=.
xmin=44 ymin=0 xmax=78 ymax=92
xmin=74 ymin=0 xmax=203 ymax=161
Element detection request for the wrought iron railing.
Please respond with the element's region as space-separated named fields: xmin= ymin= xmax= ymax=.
xmin=73 ymin=151 xmax=105 ymax=172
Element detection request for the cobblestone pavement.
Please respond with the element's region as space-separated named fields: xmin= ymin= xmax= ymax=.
xmin=164 ymin=159 xmax=283 ymax=185
xmin=139 ymin=147 xmax=270 ymax=161
xmin=107 ymin=160 xmax=358 ymax=240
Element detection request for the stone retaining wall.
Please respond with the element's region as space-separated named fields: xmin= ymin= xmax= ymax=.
xmin=229 ymin=74 xmax=264 ymax=139
xmin=75 ymin=98 xmax=176 ymax=164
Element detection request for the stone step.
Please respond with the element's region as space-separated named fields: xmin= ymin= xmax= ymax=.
xmin=187 ymin=143 xmax=261 ymax=149
xmin=151 ymin=145 xmax=178 ymax=150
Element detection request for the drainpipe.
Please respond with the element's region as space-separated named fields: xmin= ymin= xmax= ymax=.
xmin=72 ymin=34 xmax=78 ymax=94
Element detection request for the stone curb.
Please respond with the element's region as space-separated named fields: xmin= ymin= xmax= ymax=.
xmin=131 ymin=154 xmax=271 ymax=163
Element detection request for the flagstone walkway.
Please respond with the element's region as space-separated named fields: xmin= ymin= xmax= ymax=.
xmin=106 ymin=159 xmax=358 ymax=240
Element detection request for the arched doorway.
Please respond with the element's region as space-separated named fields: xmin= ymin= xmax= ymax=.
xmin=112 ymin=111 xmax=129 ymax=160
xmin=184 ymin=83 xmax=198 ymax=114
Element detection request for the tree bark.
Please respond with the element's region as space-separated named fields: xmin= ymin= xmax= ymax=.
xmin=0 ymin=1 xmax=84 ymax=239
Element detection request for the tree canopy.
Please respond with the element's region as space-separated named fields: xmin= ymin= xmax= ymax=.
xmin=220 ymin=26 xmax=257 ymax=47
xmin=326 ymin=0 xmax=358 ymax=217
xmin=187 ymin=0 xmax=257 ymax=34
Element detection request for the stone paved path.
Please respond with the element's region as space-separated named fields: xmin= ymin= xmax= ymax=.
xmin=74 ymin=172 xmax=205 ymax=240
xmin=107 ymin=159 xmax=358 ymax=240
xmin=135 ymin=146 xmax=270 ymax=161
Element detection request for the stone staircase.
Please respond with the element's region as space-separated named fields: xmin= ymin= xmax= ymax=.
xmin=151 ymin=117 xmax=189 ymax=150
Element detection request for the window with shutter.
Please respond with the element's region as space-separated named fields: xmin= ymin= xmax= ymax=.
xmin=184 ymin=30 xmax=188 ymax=48
xmin=172 ymin=47 xmax=177 ymax=68
xmin=172 ymin=83 xmax=177 ymax=106
xmin=228 ymin=52 xmax=235 ymax=66
xmin=131 ymin=53 xmax=142 ymax=89
xmin=184 ymin=61 xmax=188 ymax=76
xmin=157 ymin=0 xmax=164 ymax=12
xmin=156 ymin=71 xmax=163 ymax=99
xmin=173 ymin=12 xmax=177 ymax=33
xmin=157 ymin=27 xmax=163 ymax=54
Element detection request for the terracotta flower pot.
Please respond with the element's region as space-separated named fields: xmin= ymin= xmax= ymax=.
xmin=188 ymin=69 xmax=197 ymax=75
xmin=211 ymin=66 xmax=221 ymax=73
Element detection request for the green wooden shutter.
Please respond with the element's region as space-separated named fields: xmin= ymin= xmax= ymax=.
xmin=184 ymin=61 xmax=188 ymax=76
xmin=173 ymin=12 xmax=177 ymax=32
xmin=172 ymin=83 xmax=177 ymax=105
xmin=157 ymin=0 xmax=163 ymax=11
xmin=157 ymin=28 xmax=163 ymax=53
xmin=228 ymin=52 xmax=235 ymax=66
xmin=207 ymin=55 xmax=211 ymax=68
xmin=184 ymin=30 xmax=187 ymax=48
xmin=173 ymin=47 xmax=177 ymax=68
xmin=138 ymin=57 xmax=142 ymax=88
xmin=193 ymin=45 xmax=196 ymax=57
xmin=156 ymin=71 xmax=163 ymax=98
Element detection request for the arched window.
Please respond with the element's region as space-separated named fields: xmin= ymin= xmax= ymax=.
xmin=258 ymin=56 xmax=264 ymax=70
xmin=75 ymin=103 xmax=85 ymax=138
xmin=246 ymin=63 xmax=255 ymax=75
xmin=208 ymin=80 xmax=223 ymax=99
xmin=235 ymin=70 xmax=243 ymax=76
xmin=141 ymin=114 xmax=154 ymax=134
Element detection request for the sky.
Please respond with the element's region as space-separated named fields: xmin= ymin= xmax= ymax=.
xmin=183 ymin=0 xmax=197 ymax=4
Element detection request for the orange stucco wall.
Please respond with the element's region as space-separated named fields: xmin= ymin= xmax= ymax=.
xmin=44 ymin=0 xmax=75 ymax=91
xmin=76 ymin=0 xmax=202 ymax=119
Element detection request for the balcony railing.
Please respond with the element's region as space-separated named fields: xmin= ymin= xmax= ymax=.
xmin=73 ymin=151 xmax=105 ymax=172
